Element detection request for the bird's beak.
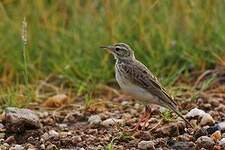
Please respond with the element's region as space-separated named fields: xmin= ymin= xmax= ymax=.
xmin=100 ymin=45 xmax=114 ymax=53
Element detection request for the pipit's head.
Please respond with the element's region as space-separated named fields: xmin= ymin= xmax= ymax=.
xmin=101 ymin=43 xmax=135 ymax=60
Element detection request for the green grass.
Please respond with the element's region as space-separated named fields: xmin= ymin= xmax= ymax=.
xmin=0 ymin=0 xmax=225 ymax=106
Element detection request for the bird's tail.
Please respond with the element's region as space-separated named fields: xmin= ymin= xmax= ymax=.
xmin=164 ymin=104 xmax=193 ymax=128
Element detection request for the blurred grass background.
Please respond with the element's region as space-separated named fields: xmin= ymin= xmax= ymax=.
xmin=0 ymin=0 xmax=225 ymax=106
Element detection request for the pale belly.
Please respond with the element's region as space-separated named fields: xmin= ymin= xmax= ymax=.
xmin=115 ymin=71 xmax=159 ymax=105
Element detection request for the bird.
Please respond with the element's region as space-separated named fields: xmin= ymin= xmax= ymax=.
xmin=100 ymin=43 xmax=192 ymax=129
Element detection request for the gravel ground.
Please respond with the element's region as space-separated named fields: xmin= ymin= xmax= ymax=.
xmin=0 ymin=71 xmax=225 ymax=150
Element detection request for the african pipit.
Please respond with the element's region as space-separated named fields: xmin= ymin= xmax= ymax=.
xmin=101 ymin=43 xmax=192 ymax=128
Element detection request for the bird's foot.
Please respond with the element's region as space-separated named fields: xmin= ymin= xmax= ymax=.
xmin=131 ymin=105 xmax=151 ymax=131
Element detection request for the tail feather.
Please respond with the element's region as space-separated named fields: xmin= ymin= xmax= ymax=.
xmin=164 ymin=103 xmax=193 ymax=128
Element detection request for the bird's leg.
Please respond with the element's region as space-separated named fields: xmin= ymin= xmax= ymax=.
xmin=142 ymin=105 xmax=151 ymax=127
xmin=133 ymin=105 xmax=151 ymax=130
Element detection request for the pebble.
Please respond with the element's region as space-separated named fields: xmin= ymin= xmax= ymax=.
xmin=185 ymin=108 xmax=206 ymax=118
xmin=196 ymin=136 xmax=215 ymax=149
xmin=209 ymin=99 xmax=220 ymax=107
xmin=88 ymin=115 xmax=102 ymax=125
xmin=40 ymin=144 xmax=45 ymax=150
xmin=9 ymin=144 xmax=24 ymax=150
xmin=122 ymin=113 xmax=132 ymax=120
xmin=46 ymin=142 xmax=58 ymax=150
xmin=218 ymin=122 xmax=225 ymax=132
xmin=219 ymin=138 xmax=225 ymax=147
xmin=72 ymin=135 xmax=82 ymax=144
xmin=0 ymin=143 xmax=9 ymax=150
xmin=49 ymin=130 xmax=59 ymax=138
xmin=101 ymin=118 xmax=124 ymax=127
xmin=4 ymin=107 xmax=41 ymax=132
xmin=57 ymin=123 xmax=68 ymax=129
xmin=171 ymin=142 xmax=195 ymax=150
xmin=206 ymin=124 xmax=221 ymax=134
xmin=194 ymin=128 xmax=208 ymax=139
xmin=41 ymin=132 xmax=49 ymax=141
xmin=211 ymin=131 xmax=221 ymax=141
xmin=138 ymin=140 xmax=155 ymax=150
xmin=154 ymin=122 xmax=185 ymax=137
xmin=133 ymin=131 xmax=152 ymax=140
xmin=121 ymin=101 xmax=129 ymax=106
xmin=176 ymin=133 xmax=194 ymax=141
xmin=215 ymin=104 xmax=225 ymax=112
xmin=0 ymin=132 xmax=5 ymax=139
xmin=134 ymin=103 xmax=141 ymax=110
xmin=5 ymin=135 xmax=16 ymax=144
xmin=200 ymin=113 xmax=215 ymax=126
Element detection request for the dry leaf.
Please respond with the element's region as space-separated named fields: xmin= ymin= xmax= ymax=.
xmin=42 ymin=94 xmax=69 ymax=108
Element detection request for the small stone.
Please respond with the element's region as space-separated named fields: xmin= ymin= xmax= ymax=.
xmin=49 ymin=130 xmax=59 ymax=138
xmin=25 ymin=143 xmax=35 ymax=150
xmin=206 ymin=124 xmax=221 ymax=134
xmin=130 ymin=109 xmax=138 ymax=115
xmin=133 ymin=131 xmax=152 ymax=140
xmin=8 ymin=144 xmax=24 ymax=150
xmin=211 ymin=131 xmax=221 ymax=141
xmin=214 ymin=144 xmax=221 ymax=150
xmin=3 ymin=143 xmax=9 ymax=147
xmin=46 ymin=142 xmax=58 ymax=150
xmin=185 ymin=108 xmax=206 ymax=118
xmin=194 ymin=128 xmax=208 ymax=139
xmin=40 ymin=144 xmax=45 ymax=150
xmin=176 ymin=133 xmax=194 ymax=141
xmin=202 ymin=103 xmax=211 ymax=109
xmin=138 ymin=140 xmax=155 ymax=150
xmin=41 ymin=132 xmax=49 ymax=141
xmin=209 ymin=99 xmax=220 ymax=107
xmin=200 ymin=113 xmax=215 ymax=126
xmin=0 ymin=123 xmax=5 ymax=131
xmin=215 ymin=104 xmax=225 ymax=112
xmin=171 ymin=142 xmax=195 ymax=150
xmin=0 ymin=145 xmax=7 ymax=150
xmin=37 ymin=112 xmax=49 ymax=118
xmin=72 ymin=136 xmax=82 ymax=144
xmin=0 ymin=132 xmax=5 ymax=139
xmin=196 ymin=136 xmax=215 ymax=149
xmin=122 ymin=113 xmax=132 ymax=120
xmin=101 ymin=118 xmax=124 ymax=127
xmin=5 ymin=135 xmax=16 ymax=144
xmin=218 ymin=122 xmax=225 ymax=132
xmin=134 ymin=103 xmax=141 ymax=110
xmin=121 ymin=101 xmax=129 ymax=106
xmin=57 ymin=123 xmax=68 ymax=130
xmin=4 ymin=107 xmax=41 ymax=133
xmin=219 ymin=138 xmax=225 ymax=147
xmin=154 ymin=122 xmax=185 ymax=137
xmin=88 ymin=115 xmax=102 ymax=125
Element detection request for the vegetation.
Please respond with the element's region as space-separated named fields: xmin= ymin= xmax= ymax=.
xmin=0 ymin=0 xmax=224 ymax=107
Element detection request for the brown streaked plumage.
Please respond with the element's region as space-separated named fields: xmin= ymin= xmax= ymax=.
xmin=101 ymin=43 xmax=192 ymax=127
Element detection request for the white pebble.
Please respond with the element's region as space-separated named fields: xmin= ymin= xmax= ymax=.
xmin=121 ymin=101 xmax=129 ymax=106
xmin=218 ymin=122 xmax=225 ymax=131
xmin=88 ymin=115 xmax=102 ymax=125
xmin=200 ymin=113 xmax=215 ymax=126
xmin=219 ymin=138 xmax=225 ymax=146
xmin=185 ymin=108 xmax=206 ymax=118
xmin=101 ymin=118 xmax=124 ymax=127
xmin=138 ymin=140 xmax=155 ymax=149
xmin=49 ymin=130 xmax=59 ymax=138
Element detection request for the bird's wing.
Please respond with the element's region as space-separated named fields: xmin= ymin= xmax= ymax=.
xmin=117 ymin=61 xmax=193 ymax=127
xmin=117 ymin=61 xmax=177 ymax=109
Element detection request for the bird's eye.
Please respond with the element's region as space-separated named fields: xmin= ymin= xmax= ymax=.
xmin=115 ymin=47 xmax=120 ymax=51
